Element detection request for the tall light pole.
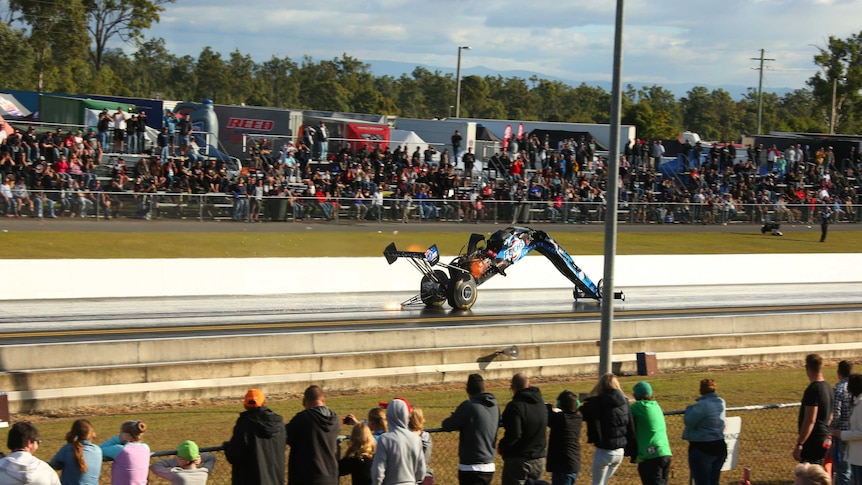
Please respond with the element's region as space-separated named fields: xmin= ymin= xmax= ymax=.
xmin=830 ymin=76 xmax=839 ymax=134
xmin=455 ymin=46 xmax=471 ymax=118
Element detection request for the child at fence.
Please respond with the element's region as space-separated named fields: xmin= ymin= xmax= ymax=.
xmin=100 ymin=420 xmax=149 ymax=485
xmin=50 ymin=419 xmax=103 ymax=485
xmin=150 ymin=440 xmax=216 ymax=484
xmin=409 ymin=407 xmax=434 ymax=485
xmin=339 ymin=423 xmax=376 ymax=485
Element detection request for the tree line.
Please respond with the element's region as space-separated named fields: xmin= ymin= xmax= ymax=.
xmin=1 ymin=1 xmax=860 ymax=141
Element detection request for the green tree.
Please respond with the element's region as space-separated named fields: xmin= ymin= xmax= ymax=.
xmin=0 ymin=22 xmax=35 ymax=89
xmin=257 ymin=56 xmax=299 ymax=108
xmin=194 ymin=46 xmax=229 ymax=102
xmin=8 ymin=0 xmax=89 ymax=91
xmin=84 ymin=0 xmax=175 ymax=72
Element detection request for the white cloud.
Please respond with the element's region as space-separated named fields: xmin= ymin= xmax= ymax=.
xmin=138 ymin=0 xmax=862 ymax=92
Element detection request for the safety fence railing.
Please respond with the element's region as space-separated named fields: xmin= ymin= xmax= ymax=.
xmin=6 ymin=189 xmax=856 ymax=226
xmin=87 ymin=403 xmax=801 ymax=485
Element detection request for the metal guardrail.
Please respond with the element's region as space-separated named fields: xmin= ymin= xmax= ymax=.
xmin=5 ymin=189 xmax=857 ymax=226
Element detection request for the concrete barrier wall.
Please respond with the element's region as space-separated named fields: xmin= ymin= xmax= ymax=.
xmin=3 ymin=253 xmax=861 ymax=300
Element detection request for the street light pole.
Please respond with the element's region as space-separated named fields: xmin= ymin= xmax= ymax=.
xmin=455 ymin=46 xmax=471 ymax=118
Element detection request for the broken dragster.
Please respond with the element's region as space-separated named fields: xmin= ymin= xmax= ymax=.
xmin=383 ymin=226 xmax=624 ymax=310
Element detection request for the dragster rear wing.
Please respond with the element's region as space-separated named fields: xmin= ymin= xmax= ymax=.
xmin=384 ymin=243 xmax=440 ymax=266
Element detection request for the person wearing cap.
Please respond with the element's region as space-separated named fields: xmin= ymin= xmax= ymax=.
xmin=150 ymin=440 xmax=216 ymax=485
xmin=0 ymin=421 xmax=60 ymax=485
xmin=223 ymin=389 xmax=286 ymax=485
xmin=371 ymin=398 xmax=425 ymax=485
xmin=100 ymin=420 xmax=149 ymax=485
xmin=630 ymin=381 xmax=672 ymax=485
xmin=546 ymin=390 xmax=582 ymax=485
xmin=285 ymin=385 xmax=340 ymax=485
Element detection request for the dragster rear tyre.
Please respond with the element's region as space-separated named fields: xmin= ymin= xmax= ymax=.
xmin=447 ymin=274 xmax=478 ymax=310
xmin=420 ymin=270 xmax=449 ymax=307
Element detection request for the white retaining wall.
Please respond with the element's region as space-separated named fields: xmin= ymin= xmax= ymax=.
xmin=2 ymin=254 xmax=860 ymax=300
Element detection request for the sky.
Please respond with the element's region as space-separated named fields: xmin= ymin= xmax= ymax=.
xmin=143 ymin=0 xmax=862 ymax=95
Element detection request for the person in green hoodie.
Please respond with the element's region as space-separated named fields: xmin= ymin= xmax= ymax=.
xmin=629 ymin=381 xmax=672 ymax=485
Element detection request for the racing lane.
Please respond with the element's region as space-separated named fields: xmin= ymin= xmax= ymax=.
xmin=2 ymin=282 xmax=861 ymax=345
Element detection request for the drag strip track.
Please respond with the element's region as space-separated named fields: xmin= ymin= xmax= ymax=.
xmin=2 ymin=283 xmax=861 ymax=344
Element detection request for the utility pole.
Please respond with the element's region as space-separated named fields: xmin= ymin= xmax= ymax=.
xmin=750 ymin=49 xmax=775 ymax=135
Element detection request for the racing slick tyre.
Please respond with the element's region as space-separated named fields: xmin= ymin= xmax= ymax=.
xmin=420 ymin=270 xmax=449 ymax=307
xmin=447 ymin=274 xmax=478 ymax=310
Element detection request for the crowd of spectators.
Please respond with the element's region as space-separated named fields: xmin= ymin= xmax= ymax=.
xmin=1 ymin=120 xmax=859 ymax=226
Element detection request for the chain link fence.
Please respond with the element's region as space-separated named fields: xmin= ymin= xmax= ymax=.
xmin=11 ymin=189 xmax=856 ymax=228
xmin=89 ymin=403 xmax=801 ymax=485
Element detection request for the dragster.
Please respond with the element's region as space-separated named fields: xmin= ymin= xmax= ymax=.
xmin=383 ymin=226 xmax=625 ymax=310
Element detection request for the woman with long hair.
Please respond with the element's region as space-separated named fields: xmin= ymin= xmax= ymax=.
xmin=50 ymin=419 xmax=103 ymax=485
xmin=579 ymin=373 xmax=632 ymax=485
xmin=409 ymin=408 xmax=434 ymax=485
xmin=339 ymin=423 xmax=376 ymax=485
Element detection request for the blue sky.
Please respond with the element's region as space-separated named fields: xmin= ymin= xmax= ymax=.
xmin=144 ymin=0 xmax=860 ymax=93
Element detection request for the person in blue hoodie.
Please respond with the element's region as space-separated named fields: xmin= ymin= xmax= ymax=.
xmin=371 ymin=398 xmax=425 ymax=485
xmin=441 ymin=374 xmax=499 ymax=485
xmin=498 ymin=373 xmax=547 ymax=485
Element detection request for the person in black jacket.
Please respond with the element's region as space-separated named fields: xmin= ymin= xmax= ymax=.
xmin=580 ymin=373 xmax=633 ymax=485
xmin=546 ymin=390 xmax=582 ymax=485
xmin=223 ymin=389 xmax=286 ymax=485
xmin=441 ymin=373 xmax=499 ymax=485
xmin=285 ymin=385 xmax=340 ymax=485
xmin=498 ymin=373 xmax=547 ymax=485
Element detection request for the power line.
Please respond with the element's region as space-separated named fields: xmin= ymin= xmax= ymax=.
xmin=750 ymin=48 xmax=775 ymax=135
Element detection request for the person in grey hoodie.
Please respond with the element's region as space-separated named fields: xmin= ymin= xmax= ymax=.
xmin=286 ymin=385 xmax=340 ymax=485
xmin=371 ymin=398 xmax=425 ymax=485
xmin=441 ymin=373 xmax=499 ymax=485
xmin=0 ymin=421 xmax=61 ymax=485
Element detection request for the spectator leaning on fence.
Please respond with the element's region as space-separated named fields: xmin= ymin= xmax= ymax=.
xmin=0 ymin=421 xmax=61 ymax=485
xmin=498 ymin=373 xmax=547 ymax=485
xmin=339 ymin=423 xmax=376 ymax=485
xmin=545 ymin=390 xmax=582 ymax=485
xmin=371 ymin=398 xmax=425 ymax=485
xmin=630 ymin=381 xmax=673 ymax=485
xmin=101 ymin=420 xmax=149 ymax=485
xmin=682 ymin=378 xmax=726 ymax=485
xmin=441 ymin=373 xmax=499 ymax=485
xmin=223 ymin=389 xmax=286 ymax=485
xmin=285 ymin=385 xmax=340 ymax=485
xmin=50 ymin=419 xmax=102 ymax=485
xmin=150 ymin=440 xmax=216 ymax=485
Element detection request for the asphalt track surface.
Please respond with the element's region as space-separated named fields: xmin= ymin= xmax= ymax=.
xmin=0 ymin=216 xmax=857 ymax=235
xmin=2 ymin=217 xmax=858 ymax=345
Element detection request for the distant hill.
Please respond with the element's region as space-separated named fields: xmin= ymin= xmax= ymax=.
xmin=367 ymin=60 xmax=794 ymax=100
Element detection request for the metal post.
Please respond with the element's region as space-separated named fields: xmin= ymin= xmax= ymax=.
xmin=455 ymin=46 xmax=471 ymax=118
xmin=830 ymin=76 xmax=838 ymax=134
xmin=598 ymin=0 xmax=625 ymax=377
